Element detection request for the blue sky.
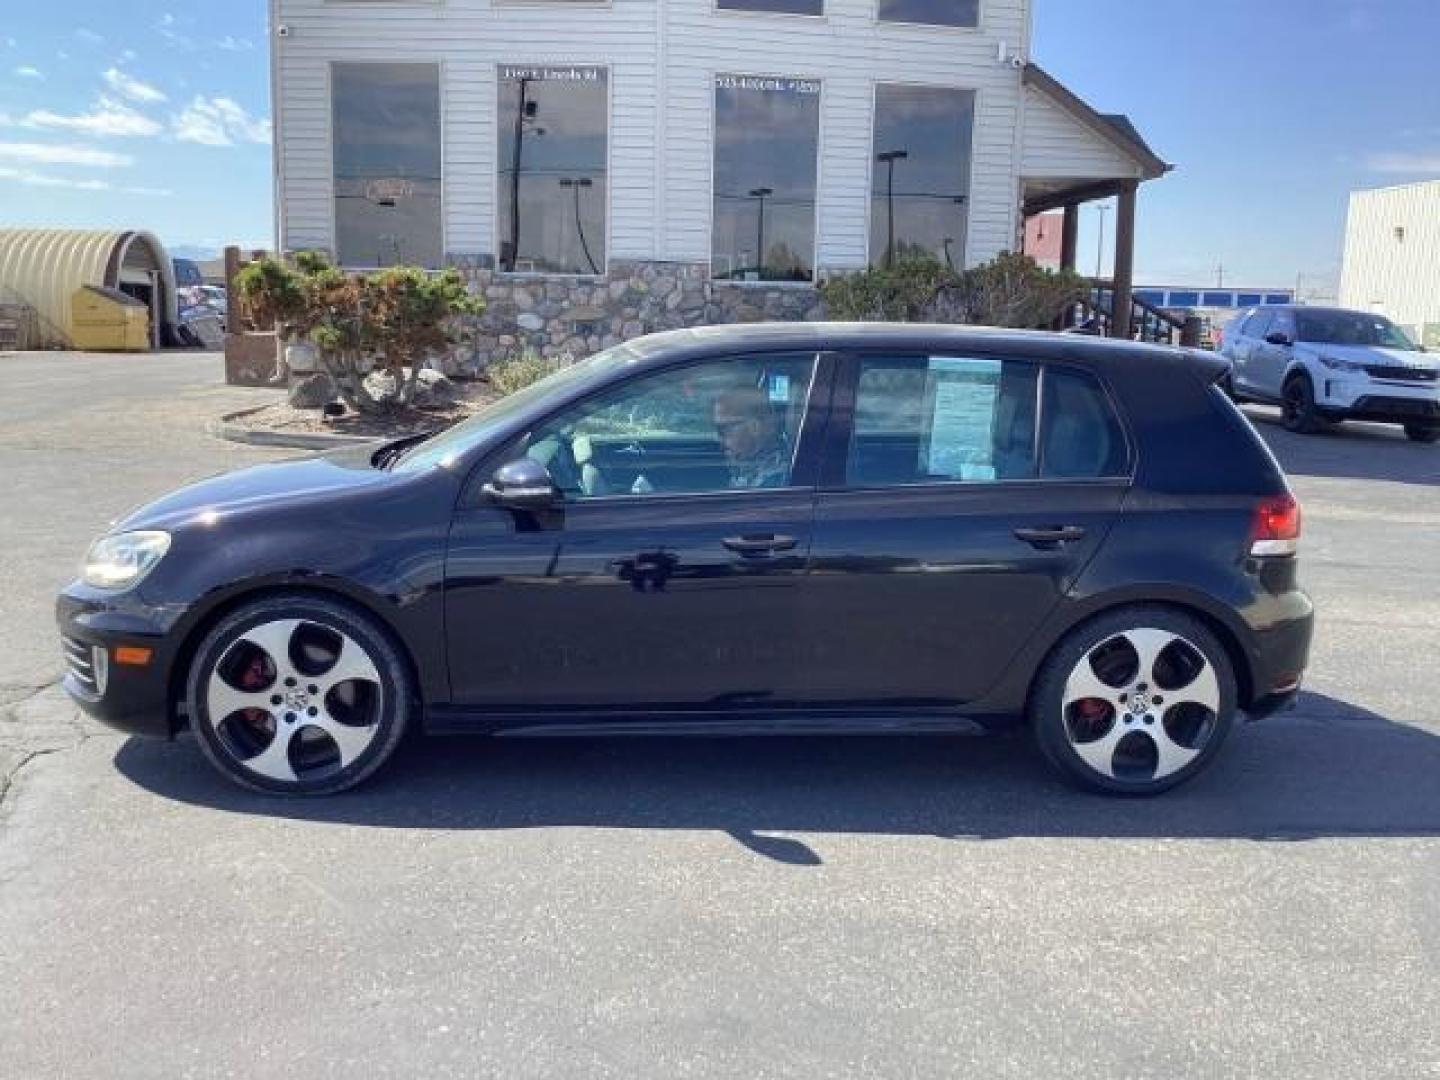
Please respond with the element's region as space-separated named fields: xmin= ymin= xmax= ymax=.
xmin=2 ymin=0 xmax=1437 ymax=287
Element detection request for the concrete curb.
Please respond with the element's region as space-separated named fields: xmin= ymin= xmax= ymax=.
xmin=209 ymin=404 xmax=378 ymax=450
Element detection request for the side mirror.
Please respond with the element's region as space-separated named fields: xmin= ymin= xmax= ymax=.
xmin=484 ymin=457 xmax=559 ymax=510
xmin=1265 ymin=331 xmax=1293 ymax=347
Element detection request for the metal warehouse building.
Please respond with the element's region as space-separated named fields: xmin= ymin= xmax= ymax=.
xmin=0 ymin=228 xmax=179 ymax=350
xmin=1340 ymin=179 xmax=1440 ymax=348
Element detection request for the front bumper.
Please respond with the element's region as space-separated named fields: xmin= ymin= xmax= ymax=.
xmin=1317 ymin=375 xmax=1440 ymax=423
xmin=56 ymin=587 xmax=178 ymax=738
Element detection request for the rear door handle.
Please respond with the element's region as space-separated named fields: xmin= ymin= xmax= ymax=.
xmin=723 ymin=534 xmax=797 ymax=556
xmin=1013 ymin=525 xmax=1087 ymax=549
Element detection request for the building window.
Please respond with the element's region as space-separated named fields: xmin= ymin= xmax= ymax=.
xmin=717 ymin=0 xmax=824 ymax=15
xmin=870 ymin=84 xmax=975 ymax=269
xmin=712 ymin=75 xmax=821 ymax=282
xmin=332 ymin=63 xmax=444 ymax=269
xmin=497 ymin=65 xmax=609 ymax=275
xmin=877 ymin=0 xmax=979 ymax=27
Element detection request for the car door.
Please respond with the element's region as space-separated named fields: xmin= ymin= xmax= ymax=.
xmin=802 ymin=352 xmax=1131 ymax=706
xmin=1231 ymin=309 xmax=1269 ymax=394
xmin=1251 ymin=308 xmax=1296 ymax=399
xmin=443 ymin=351 xmax=830 ymax=713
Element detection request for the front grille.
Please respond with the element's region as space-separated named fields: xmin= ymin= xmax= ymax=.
xmin=62 ymin=636 xmax=99 ymax=694
xmin=1353 ymin=396 xmax=1440 ymax=419
xmin=1366 ymin=365 xmax=1438 ymax=383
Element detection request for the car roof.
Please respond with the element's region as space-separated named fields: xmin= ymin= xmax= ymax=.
xmin=622 ymin=322 xmax=1227 ymax=381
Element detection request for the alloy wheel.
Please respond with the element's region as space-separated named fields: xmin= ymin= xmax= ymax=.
xmin=1060 ymin=627 xmax=1220 ymax=783
xmin=205 ymin=618 xmax=384 ymax=784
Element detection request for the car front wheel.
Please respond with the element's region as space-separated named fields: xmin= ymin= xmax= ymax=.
xmin=1281 ymin=374 xmax=1326 ymax=434
xmin=185 ymin=595 xmax=413 ymax=795
xmin=1029 ymin=607 xmax=1237 ymax=795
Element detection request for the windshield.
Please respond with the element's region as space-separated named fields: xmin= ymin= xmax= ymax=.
xmin=391 ymin=344 xmax=642 ymax=473
xmin=1295 ymin=310 xmax=1419 ymax=351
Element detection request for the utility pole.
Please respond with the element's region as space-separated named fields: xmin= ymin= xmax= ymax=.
xmin=1216 ymin=263 xmax=1225 ymax=288
xmin=876 ymin=149 xmax=909 ymax=268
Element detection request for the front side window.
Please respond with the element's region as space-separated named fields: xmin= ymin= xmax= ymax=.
xmin=332 ymin=63 xmax=444 ymax=269
xmin=524 ymin=354 xmax=818 ymax=498
xmin=877 ymin=0 xmax=979 ymax=28
xmin=718 ymin=0 xmax=824 ymax=13
xmin=847 ymin=356 xmax=1038 ymax=486
xmin=712 ymin=75 xmax=821 ymax=282
xmin=870 ymin=84 xmax=975 ymax=268
xmin=498 ymin=65 xmax=609 ymax=274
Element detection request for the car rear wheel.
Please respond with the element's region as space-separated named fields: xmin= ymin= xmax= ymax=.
xmin=1281 ymin=374 xmax=1325 ymax=434
xmin=1404 ymin=423 xmax=1440 ymax=444
xmin=1029 ymin=607 xmax=1237 ymax=796
xmin=185 ymin=595 xmax=413 ymax=795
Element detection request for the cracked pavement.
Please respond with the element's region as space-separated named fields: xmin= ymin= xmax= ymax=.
xmin=1 ymin=350 xmax=1437 ymax=1078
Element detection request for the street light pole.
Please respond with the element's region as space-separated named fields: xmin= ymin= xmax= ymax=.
xmin=876 ymin=149 xmax=908 ymax=268
xmin=1095 ymin=202 xmax=1111 ymax=281
xmin=748 ymin=186 xmax=772 ymax=277
xmin=560 ymin=176 xmax=599 ymax=274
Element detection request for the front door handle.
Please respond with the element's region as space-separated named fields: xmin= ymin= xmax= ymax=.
xmin=1014 ymin=525 xmax=1087 ymax=550
xmin=723 ymin=534 xmax=798 ymax=556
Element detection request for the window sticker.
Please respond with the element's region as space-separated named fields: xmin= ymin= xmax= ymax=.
xmin=926 ymin=357 xmax=1000 ymax=480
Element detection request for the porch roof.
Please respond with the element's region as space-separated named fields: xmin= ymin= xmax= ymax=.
xmin=1020 ymin=63 xmax=1172 ymax=215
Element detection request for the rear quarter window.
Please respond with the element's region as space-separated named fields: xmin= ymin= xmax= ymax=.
xmin=1040 ymin=368 xmax=1130 ymax=479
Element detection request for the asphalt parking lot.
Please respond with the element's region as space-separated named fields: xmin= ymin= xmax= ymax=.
xmin=1 ymin=351 xmax=1437 ymax=1078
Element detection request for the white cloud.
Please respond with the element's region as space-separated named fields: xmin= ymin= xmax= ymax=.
xmin=1366 ymin=152 xmax=1440 ymax=174
xmin=76 ymin=29 xmax=105 ymax=45
xmin=103 ymin=67 xmax=166 ymax=104
xmin=0 ymin=141 xmax=133 ymax=168
xmin=217 ymin=36 xmax=254 ymax=52
xmin=14 ymin=65 xmax=43 ymax=80
xmin=22 ymin=97 xmax=163 ymax=138
xmin=117 ymin=49 xmax=137 ymax=64
xmin=172 ymin=96 xmax=271 ymax=147
xmin=155 ymin=14 xmax=193 ymax=48
xmin=0 ymin=165 xmax=170 ymax=195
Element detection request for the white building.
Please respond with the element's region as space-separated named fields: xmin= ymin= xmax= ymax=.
xmin=268 ymin=0 xmax=1168 ymax=364
xmin=1340 ymin=180 xmax=1440 ymax=348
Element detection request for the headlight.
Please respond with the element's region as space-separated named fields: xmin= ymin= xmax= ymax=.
xmin=82 ymin=531 xmax=171 ymax=590
xmin=1318 ymin=355 xmax=1365 ymax=373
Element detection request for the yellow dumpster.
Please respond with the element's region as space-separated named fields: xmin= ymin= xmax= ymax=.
xmin=70 ymin=286 xmax=150 ymax=351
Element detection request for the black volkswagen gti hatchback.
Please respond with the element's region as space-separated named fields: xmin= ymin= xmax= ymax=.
xmin=58 ymin=324 xmax=1313 ymax=796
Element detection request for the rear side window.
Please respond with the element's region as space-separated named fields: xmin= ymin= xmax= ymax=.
xmin=1040 ymin=368 xmax=1129 ymax=479
xmin=844 ymin=357 xmax=1128 ymax=487
xmin=847 ymin=356 xmax=1039 ymax=485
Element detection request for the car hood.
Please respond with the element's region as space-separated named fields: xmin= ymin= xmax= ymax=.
xmin=1298 ymin=343 xmax=1438 ymax=370
xmin=113 ymin=444 xmax=395 ymax=533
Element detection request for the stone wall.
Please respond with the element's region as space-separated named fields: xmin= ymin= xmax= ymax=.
xmin=447 ymin=258 xmax=826 ymax=376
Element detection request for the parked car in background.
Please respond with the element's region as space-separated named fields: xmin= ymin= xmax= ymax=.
xmin=1221 ymin=305 xmax=1440 ymax=442
xmin=58 ymin=325 xmax=1313 ymax=798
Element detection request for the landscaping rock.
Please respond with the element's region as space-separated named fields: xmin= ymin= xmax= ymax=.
xmin=414 ymin=368 xmax=458 ymax=405
xmin=288 ymin=371 xmax=338 ymax=410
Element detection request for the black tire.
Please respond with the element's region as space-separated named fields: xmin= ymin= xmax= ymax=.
xmin=1280 ymin=374 xmax=1326 ymax=434
xmin=185 ymin=594 xmax=414 ymax=795
xmin=1028 ymin=605 xmax=1238 ymax=796
xmin=1404 ymin=423 xmax=1440 ymax=444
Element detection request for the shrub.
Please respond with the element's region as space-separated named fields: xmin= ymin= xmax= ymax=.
xmin=820 ymin=251 xmax=1087 ymax=329
xmin=235 ymin=253 xmax=485 ymax=413
xmin=486 ymin=350 xmax=573 ymax=396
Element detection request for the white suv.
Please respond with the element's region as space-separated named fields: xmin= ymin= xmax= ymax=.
xmin=1221 ymin=305 xmax=1440 ymax=442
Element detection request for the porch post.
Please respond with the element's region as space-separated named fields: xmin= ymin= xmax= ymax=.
xmin=1111 ymin=180 xmax=1138 ymax=339
xmin=1060 ymin=204 xmax=1079 ymax=272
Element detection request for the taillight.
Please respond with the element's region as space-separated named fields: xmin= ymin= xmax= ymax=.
xmin=1251 ymin=494 xmax=1301 ymax=557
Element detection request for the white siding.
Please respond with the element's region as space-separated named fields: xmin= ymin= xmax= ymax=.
xmin=273 ymin=0 xmax=1033 ymax=269
xmin=1339 ymin=181 xmax=1440 ymax=336
xmin=1020 ymin=86 xmax=1142 ymax=182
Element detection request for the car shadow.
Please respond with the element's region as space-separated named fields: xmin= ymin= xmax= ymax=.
xmin=1244 ymin=405 xmax=1440 ymax=487
xmin=114 ymin=690 xmax=1440 ymax=863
